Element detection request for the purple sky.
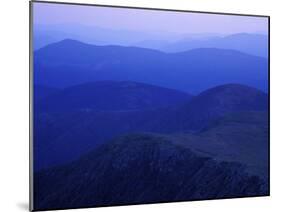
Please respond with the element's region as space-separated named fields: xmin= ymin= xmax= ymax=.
xmin=33 ymin=2 xmax=268 ymax=35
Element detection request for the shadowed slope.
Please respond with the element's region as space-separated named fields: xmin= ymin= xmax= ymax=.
xmin=37 ymin=81 xmax=192 ymax=112
xmin=34 ymin=133 xmax=268 ymax=211
xmin=176 ymin=84 xmax=268 ymax=130
xmin=34 ymin=84 xmax=268 ymax=170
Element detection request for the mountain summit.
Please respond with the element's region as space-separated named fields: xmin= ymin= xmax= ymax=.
xmin=177 ymin=83 xmax=268 ymax=130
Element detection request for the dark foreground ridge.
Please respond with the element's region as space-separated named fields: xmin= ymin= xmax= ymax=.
xmin=34 ymin=133 xmax=268 ymax=211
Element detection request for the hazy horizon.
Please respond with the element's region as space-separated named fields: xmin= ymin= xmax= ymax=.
xmin=33 ymin=2 xmax=268 ymax=36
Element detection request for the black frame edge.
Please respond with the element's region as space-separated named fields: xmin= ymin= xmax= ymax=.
xmin=29 ymin=1 xmax=34 ymax=211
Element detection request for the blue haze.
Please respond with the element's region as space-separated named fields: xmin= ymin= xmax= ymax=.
xmin=32 ymin=2 xmax=269 ymax=211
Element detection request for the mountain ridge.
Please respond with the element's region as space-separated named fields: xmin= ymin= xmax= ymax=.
xmin=34 ymin=132 xmax=268 ymax=210
xmin=162 ymin=33 xmax=268 ymax=57
xmin=34 ymin=39 xmax=268 ymax=94
xmin=36 ymin=80 xmax=193 ymax=112
xmin=34 ymin=83 xmax=268 ymax=170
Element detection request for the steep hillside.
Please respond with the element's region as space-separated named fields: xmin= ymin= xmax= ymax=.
xmin=34 ymin=133 xmax=268 ymax=211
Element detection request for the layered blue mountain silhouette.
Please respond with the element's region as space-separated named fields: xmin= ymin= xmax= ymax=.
xmin=161 ymin=33 xmax=268 ymax=57
xmin=33 ymin=24 xmax=174 ymax=50
xmin=172 ymin=84 xmax=268 ymax=130
xmin=33 ymin=37 xmax=269 ymax=210
xmin=34 ymin=82 xmax=268 ymax=170
xmin=34 ymin=25 xmax=267 ymax=58
xmin=36 ymin=81 xmax=192 ymax=112
xmin=34 ymin=39 xmax=268 ymax=94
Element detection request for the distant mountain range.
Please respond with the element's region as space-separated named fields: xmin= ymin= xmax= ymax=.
xmin=33 ymin=25 xmax=268 ymax=58
xmin=33 ymin=24 xmax=184 ymax=50
xmin=34 ymin=82 xmax=268 ymax=170
xmin=160 ymin=33 xmax=268 ymax=57
xmin=34 ymin=39 xmax=268 ymax=94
